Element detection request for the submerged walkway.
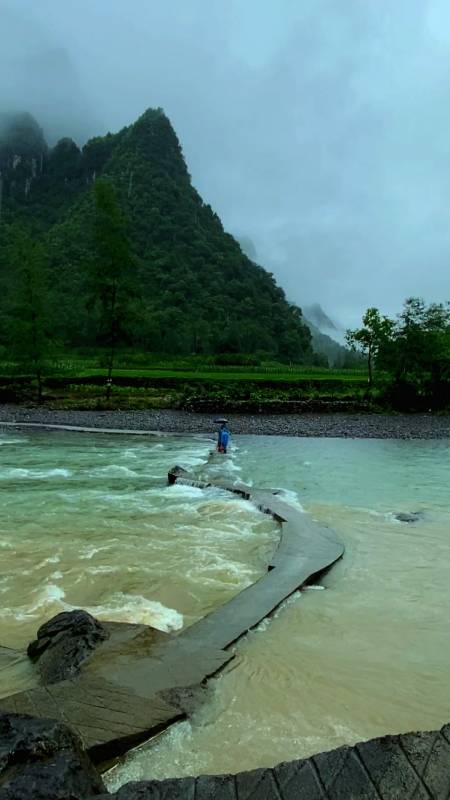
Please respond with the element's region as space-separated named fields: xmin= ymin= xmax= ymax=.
xmin=0 ymin=467 xmax=344 ymax=763
xmin=0 ymin=421 xmax=166 ymax=436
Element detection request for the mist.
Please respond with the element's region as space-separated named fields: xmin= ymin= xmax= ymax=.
xmin=2 ymin=0 xmax=450 ymax=327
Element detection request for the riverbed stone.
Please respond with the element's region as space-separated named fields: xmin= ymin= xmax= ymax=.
xmin=27 ymin=610 xmax=109 ymax=684
xmin=0 ymin=711 xmax=105 ymax=799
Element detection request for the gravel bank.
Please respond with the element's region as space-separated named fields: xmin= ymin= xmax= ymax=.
xmin=0 ymin=405 xmax=449 ymax=439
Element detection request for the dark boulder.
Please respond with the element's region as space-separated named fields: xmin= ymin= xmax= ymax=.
xmin=0 ymin=712 xmax=105 ymax=799
xmin=27 ymin=610 xmax=109 ymax=684
xmin=168 ymin=465 xmax=188 ymax=485
xmin=395 ymin=511 xmax=423 ymax=524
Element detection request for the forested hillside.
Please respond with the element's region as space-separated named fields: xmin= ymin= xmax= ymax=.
xmin=0 ymin=109 xmax=313 ymax=362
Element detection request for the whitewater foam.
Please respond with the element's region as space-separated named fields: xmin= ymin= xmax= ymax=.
xmin=86 ymin=565 xmax=121 ymax=575
xmin=0 ymin=467 xmax=72 ymax=480
xmin=79 ymin=545 xmax=114 ymax=560
xmin=2 ymin=583 xmax=67 ymax=622
xmin=90 ymin=465 xmax=139 ymax=477
xmin=168 ymin=484 xmax=205 ymax=499
xmin=272 ymin=488 xmax=304 ymax=512
xmin=78 ymin=593 xmax=183 ymax=632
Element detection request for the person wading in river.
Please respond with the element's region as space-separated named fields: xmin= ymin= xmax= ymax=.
xmin=217 ymin=423 xmax=230 ymax=454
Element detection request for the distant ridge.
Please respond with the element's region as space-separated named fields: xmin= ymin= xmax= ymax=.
xmin=304 ymin=303 xmax=340 ymax=333
xmin=302 ymin=304 xmax=362 ymax=367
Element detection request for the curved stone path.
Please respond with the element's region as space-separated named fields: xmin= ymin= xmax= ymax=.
xmin=0 ymin=463 xmax=344 ymax=765
xmin=170 ymin=468 xmax=344 ymax=652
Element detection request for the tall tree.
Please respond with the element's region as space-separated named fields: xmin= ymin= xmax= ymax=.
xmin=346 ymin=308 xmax=394 ymax=386
xmin=5 ymin=225 xmax=53 ymax=401
xmin=88 ymin=179 xmax=136 ymax=397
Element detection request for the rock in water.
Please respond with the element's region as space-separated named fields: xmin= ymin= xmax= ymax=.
xmin=27 ymin=610 xmax=109 ymax=684
xmin=168 ymin=465 xmax=188 ymax=485
xmin=395 ymin=511 xmax=423 ymax=524
xmin=0 ymin=712 xmax=105 ymax=799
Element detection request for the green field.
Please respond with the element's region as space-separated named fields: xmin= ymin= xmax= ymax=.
xmin=74 ymin=367 xmax=367 ymax=383
xmin=0 ymin=352 xmax=368 ymax=383
xmin=0 ymin=354 xmax=372 ymax=410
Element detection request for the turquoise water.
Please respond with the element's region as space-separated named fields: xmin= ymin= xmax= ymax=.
xmin=234 ymin=435 xmax=450 ymax=509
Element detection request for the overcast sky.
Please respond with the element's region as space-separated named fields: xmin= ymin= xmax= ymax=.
xmin=2 ymin=0 xmax=450 ymax=326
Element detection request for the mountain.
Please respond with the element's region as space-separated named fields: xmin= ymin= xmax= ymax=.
xmin=0 ymin=108 xmax=314 ymax=361
xmin=302 ymin=304 xmax=363 ymax=366
xmin=304 ymin=303 xmax=341 ymax=335
xmin=303 ymin=318 xmax=363 ymax=367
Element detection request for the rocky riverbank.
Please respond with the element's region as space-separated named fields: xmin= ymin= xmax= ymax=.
xmin=0 ymin=405 xmax=449 ymax=438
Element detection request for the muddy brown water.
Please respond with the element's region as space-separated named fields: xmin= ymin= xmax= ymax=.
xmin=0 ymin=429 xmax=449 ymax=786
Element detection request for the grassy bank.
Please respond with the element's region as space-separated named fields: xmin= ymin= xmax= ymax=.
xmin=0 ymin=356 xmax=374 ymax=412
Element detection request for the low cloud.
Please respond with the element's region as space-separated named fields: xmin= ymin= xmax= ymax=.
xmin=2 ymin=0 xmax=450 ymax=325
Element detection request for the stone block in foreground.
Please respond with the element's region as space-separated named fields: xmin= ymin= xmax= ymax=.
xmin=103 ymin=724 xmax=450 ymax=799
xmin=0 ymin=712 xmax=105 ymax=799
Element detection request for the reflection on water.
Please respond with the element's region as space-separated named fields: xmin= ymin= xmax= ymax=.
xmin=0 ymin=430 xmax=277 ymax=698
xmin=106 ymin=435 xmax=450 ymax=787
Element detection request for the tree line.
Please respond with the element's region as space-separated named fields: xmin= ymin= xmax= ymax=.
xmin=346 ymin=299 xmax=450 ymax=409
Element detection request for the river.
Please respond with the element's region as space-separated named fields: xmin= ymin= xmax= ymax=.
xmin=0 ymin=429 xmax=449 ymax=786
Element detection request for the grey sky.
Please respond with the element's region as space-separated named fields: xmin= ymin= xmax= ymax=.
xmin=2 ymin=0 xmax=450 ymax=326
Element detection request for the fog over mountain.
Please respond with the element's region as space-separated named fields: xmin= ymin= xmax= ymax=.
xmin=2 ymin=0 xmax=450 ymax=327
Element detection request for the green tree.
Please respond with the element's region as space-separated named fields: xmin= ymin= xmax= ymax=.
xmin=346 ymin=308 xmax=394 ymax=387
xmin=349 ymin=298 xmax=450 ymax=409
xmin=5 ymin=225 xmax=53 ymax=401
xmin=88 ymin=179 xmax=136 ymax=397
xmin=390 ymin=298 xmax=450 ymax=403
